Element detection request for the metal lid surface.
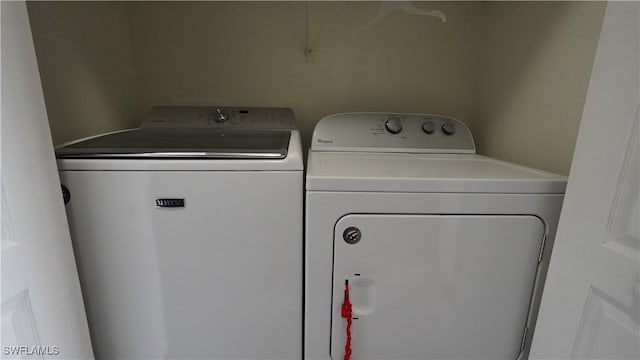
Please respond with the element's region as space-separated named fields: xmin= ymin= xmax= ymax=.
xmin=56 ymin=129 xmax=291 ymax=159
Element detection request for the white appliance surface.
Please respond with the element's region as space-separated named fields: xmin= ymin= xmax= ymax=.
xmin=307 ymin=152 xmax=566 ymax=193
xmin=305 ymin=112 xmax=567 ymax=360
xmin=57 ymin=106 xmax=303 ymax=360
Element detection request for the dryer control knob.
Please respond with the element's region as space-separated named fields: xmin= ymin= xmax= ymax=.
xmin=385 ymin=117 xmax=403 ymax=134
xmin=442 ymin=122 xmax=456 ymax=135
xmin=422 ymin=121 xmax=435 ymax=134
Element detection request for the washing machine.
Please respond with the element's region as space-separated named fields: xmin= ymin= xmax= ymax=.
xmin=57 ymin=106 xmax=302 ymax=359
xmin=305 ymin=113 xmax=567 ymax=360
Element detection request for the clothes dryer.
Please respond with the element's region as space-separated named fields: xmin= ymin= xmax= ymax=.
xmin=305 ymin=112 xmax=567 ymax=360
xmin=57 ymin=106 xmax=303 ymax=360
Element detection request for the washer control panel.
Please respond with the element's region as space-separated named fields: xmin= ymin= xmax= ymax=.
xmin=311 ymin=112 xmax=475 ymax=153
xmin=141 ymin=106 xmax=297 ymax=130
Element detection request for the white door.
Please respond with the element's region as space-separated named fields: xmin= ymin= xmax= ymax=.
xmin=332 ymin=214 xmax=545 ymax=360
xmin=529 ymin=2 xmax=639 ymax=359
xmin=1 ymin=2 xmax=93 ymax=359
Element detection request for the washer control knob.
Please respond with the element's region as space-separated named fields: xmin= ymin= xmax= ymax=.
xmin=215 ymin=108 xmax=228 ymax=123
xmin=442 ymin=122 xmax=456 ymax=136
xmin=385 ymin=117 xmax=403 ymax=134
xmin=422 ymin=121 xmax=435 ymax=134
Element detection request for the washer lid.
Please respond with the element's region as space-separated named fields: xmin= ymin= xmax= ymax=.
xmin=56 ymin=128 xmax=291 ymax=159
xmin=306 ymin=152 xmax=567 ymax=193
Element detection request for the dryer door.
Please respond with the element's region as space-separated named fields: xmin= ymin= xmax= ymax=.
xmin=331 ymin=214 xmax=544 ymax=360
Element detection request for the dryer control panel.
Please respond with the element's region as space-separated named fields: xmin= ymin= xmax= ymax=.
xmin=311 ymin=112 xmax=475 ymax=153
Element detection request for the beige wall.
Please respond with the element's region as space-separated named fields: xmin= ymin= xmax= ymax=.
xmin=127 ymin=1 xmax=483 ymax=153
xmin=27 ymin=1 xmax=605 ymax=174
xmin=476 ymin=1 xmax=606 ymax=174
xmin=27 ymin=1 xmax=143 ymax=145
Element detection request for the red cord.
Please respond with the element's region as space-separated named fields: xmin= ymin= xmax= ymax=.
xmin=341 ymin=280 xmax=353 ymax=360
